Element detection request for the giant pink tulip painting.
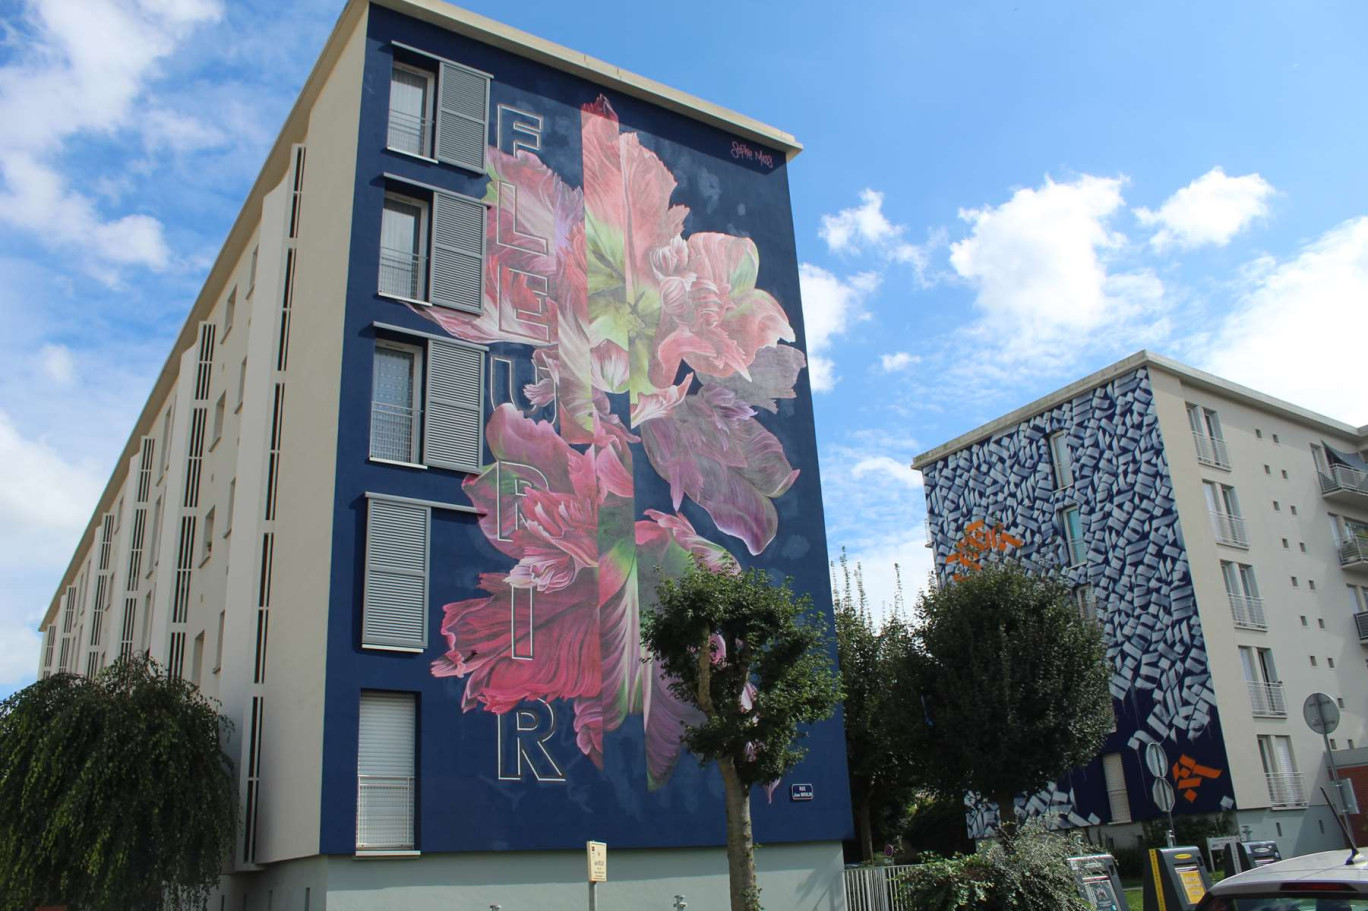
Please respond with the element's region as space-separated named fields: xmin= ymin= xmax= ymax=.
xmin=426 ymin=96 xmax=806 ymax=786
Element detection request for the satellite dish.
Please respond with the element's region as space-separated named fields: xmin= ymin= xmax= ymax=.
xmin=1303 ymin=692 xmax=1340 ymax=735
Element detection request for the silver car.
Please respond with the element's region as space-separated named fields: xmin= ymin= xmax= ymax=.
xmin=1196 ymin=849 xmax=1368 ymax=910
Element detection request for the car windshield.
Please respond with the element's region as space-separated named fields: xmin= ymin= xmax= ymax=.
xmin=1203 ymin=899 xmax=1368 ymax=911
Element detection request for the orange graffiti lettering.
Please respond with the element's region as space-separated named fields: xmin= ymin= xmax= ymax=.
xmin=945 ymin=520 xmax=1024 ymax=580
xmin=1171 ymin=754 xmax=1222 ymax=803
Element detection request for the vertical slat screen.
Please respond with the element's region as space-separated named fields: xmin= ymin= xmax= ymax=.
xmin=428 ymin=192 xmax=484 ymax=314
xmin=363 ymin=499 xmax=429 ymax=650
xmin=434 ymin=62 xmax=488 ymax=172
xmin=357 ymin=691 xmax=416 ymax=851
xmin=423 ymin=340 xmax=483 ymax=472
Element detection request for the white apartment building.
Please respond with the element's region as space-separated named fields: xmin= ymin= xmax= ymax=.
xmin=914 ymin=351 xmax=1367 ymax=855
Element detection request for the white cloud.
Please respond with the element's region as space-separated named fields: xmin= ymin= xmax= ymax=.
xmin=797 ymin=264 xmax=878 ymax=392
xmin=0 ymin=410 xmax=105 ymax=565
xmin=39 ymin=343 xmax=75 ymax=385
xmin=879 ymin=351 xmax=919 ymax=372
xmin=0 ymin=0 xmax=223 ymax=271
xmin=818 ymin=187 xmax=933 ymax=275
xmin=1196 ymin=216 xmax=1368 ymax=423
xmin=1136 ymin=167 xmax=1274 ymax=252
xmin=842 ymin=528 xmax=936 ymax=624
xmin=947 ymin=174 xmax=1166 ymax=370
xmin=851 ymin=455 xmax=923 ymax=489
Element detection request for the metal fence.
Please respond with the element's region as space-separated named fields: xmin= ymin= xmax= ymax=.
xmin=843 ymin=864 xmax=917 ymax=911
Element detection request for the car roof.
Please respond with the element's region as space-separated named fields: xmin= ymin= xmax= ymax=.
xmin=1211 ymin=851 xmax=1368 ymax=895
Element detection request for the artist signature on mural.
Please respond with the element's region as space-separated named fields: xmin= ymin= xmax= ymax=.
xmin=945 ymin=520 xmax=1023 ymax=580
xmin=731 ymin=141 xmax=775 ymax=169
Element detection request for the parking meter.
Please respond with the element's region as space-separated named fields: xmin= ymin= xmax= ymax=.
xmin=1068 ymin=854 xmax=1130 ymax=910
xmin=1142 ymin=846 xmax=1210 ymax=911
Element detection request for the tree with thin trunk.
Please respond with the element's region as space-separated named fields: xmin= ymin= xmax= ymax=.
xmin=0 ymin=655 xmax=236 ymax=911
xmin=833 ymin=554 xmax=925 ymax=861
xmin=913 ymin=559 xmax=1112 ymax=840
xmin=644 ymin=564 xmax=841 ymax=911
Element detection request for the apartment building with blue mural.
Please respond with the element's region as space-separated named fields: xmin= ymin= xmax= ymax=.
xmin=34 ymin=1 xmax=851 ymax=906
xmin=914 ymin=350 xmax=1368 ymax=857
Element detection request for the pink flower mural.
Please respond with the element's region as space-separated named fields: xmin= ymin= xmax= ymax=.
xmin=427 ymin=96 xmax=806 ymax=786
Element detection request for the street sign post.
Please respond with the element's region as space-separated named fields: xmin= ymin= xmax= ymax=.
xmin=1146 ymin=742 xmax=1177 ymax=846
xmin=1303 ymin=693 xmax=1357 ymax=839
xmin=586 ymin=841 xmax=607 ymax=911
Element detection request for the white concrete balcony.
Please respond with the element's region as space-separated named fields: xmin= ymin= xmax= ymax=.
xmin=1210 ymin=510 xmax=1249 ymax=548
xmin=1247 ymin=681 xmax=1286 ymax=718
xmin=1228 ymin=594 xmax=1267 ymax=631
xmin=1319 ymin=464 xmax=1368 ymax=507
xmin=356 ymin=775 xmax=415 ymax=851
xmin=1193 ymin=432 xmax=1231 ymax=470
xmin=1339 ymin=536 xmax=1368 ymax=576
xmin=1265 ymin=771 xmax=1307 ymax=809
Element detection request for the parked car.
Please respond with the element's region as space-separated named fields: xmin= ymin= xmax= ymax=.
xmin=1197 ymin=849 xmax=1367 ymax=909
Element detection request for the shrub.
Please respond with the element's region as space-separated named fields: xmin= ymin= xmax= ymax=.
xmin=896 ymin=820 xmax=1090 ymax=911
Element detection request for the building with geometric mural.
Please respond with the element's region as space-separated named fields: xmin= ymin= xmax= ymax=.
xmin=914 ymin=350 xmax=1368 ymax=857
xmin=32 ymin=1 xmax=851 ymax=907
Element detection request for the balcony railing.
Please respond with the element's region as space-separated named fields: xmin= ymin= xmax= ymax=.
xmin=1193 ymin=432 xmax=1231 ymax=469
xmin=1247 ymin=680 xmax=1286 ymax=718
xmin=379 ymin=247 xmax=425 ymax=301
xmin=387 ymin=110 xmax=432 ymax=158
xmin=370 ymin=402 xmax=416 ymax=463
xmin=1228 ymin=594 xmax=1267 ymax=631
xmin=1355 ymin=612 xmax=1368 ymax=643
xmin=1210 ymin=510 xmax=1249 ymax=548
xmin=356 ymin=775 xmax=414 ymax=851
xmin=1318 ymin=464 xmax=1368 ymax=499
xmin=1265 ymin=771 xmax=1307 ymax=809
xmin=1339 ymin=536 xmax=1368 ymax=570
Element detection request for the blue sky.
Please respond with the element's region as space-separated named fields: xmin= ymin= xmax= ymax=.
xmin=1 ymin=0 xmax=1366 ymax=697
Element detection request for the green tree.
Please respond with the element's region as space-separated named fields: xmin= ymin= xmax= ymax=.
xmin=914 ymin=560 xmax=1112 ymax=837
xmin=643 ymin=565 xmax=842 ymax=911
xmin=833 ymin=554 xmax=925 ymax=861
xmin=0 ymin=655 xmax=237 ymax=911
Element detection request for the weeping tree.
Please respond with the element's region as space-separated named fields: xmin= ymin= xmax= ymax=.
xmin=914 ymin=559 xmax=1112 ymax=838
xmin=0 ymin=655 xmax=236 ymax=911
xmin=833 ymin=555 xmax=925 ymax=861
xmin=644 ymin=565 xmax=842 ymax=911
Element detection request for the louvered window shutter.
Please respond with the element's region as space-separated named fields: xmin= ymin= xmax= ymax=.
xmin=434 ymin=62 xmax=488 ymax=172
xmin=363 ymin=499 xmax=429 ymax=650
xmin=423 ymin=340 xmax=484 ymax=473
xmin=357 ymin=691 xmax=416 ymax=851
xmin=429 ymin=191 xmax=484 ymax=314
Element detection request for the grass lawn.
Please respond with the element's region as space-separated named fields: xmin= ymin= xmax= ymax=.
xmin=1121 ymin=868 xmax=1224 ymax=907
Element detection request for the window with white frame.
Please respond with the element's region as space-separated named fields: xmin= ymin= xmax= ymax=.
xmin=213 ymin=610 xmax=225 ymax=673
xmin=1061 ymin=505 xmax=1086 ymax=566
xmin=1074 ymin=584 xmax=1098 ymax=623
xmin=1048 ymin=431 xmax=1073 ymax=488
xmin=1221 ymin=561 xmax=1264 ymax=629
xmin=371 ymin=343 xmax=422 ymax=464
xmin=363 ymin=497 xmax=429 ymax=651
xmin=388 ymin=63 xmax=434 ymax=157
xmin=201 ymin=507 xmax=215 ymax=564
xmin=370 ymin=335 xmax=484 ymax=473
xmin=1257 ymin=734 xmax=1304 ymax=808
xmin=226 ymin=479 xmax=235 ymax=535
xmin=357 ymin=691 xmax=416 ymax=852
xmin=223 ymin=287 xmax=237 ymax=337
xmin=1101 ymin=753 xmax=1131 ymax=824
xmin=1204 ymin=480 xmax=1247 ymax=547
xmin=191 ymin=631 xmax=205 ymax=687
xmin=149 ymin=496 xmax=163 ymax=572
xmin=211 ymin=393 xmax=226 ymax=448
xmin=159 ymin=408 xmax=173 ymax=477
xmin=236 ymin=357 xmax=247 ymax=411
xmin=1186 ymin=403 xmax=1229 ymax=468
xmin=379 ymin=193 xmax=428 ymax=302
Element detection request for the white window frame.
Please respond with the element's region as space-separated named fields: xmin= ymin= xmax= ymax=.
xmin=362 ymin=495 xmax=431 ymax=652
xmin=236 ymin=357 xmax=248 ymax=413
xmin=201 ymin=507 xmax=216 ymax=565
xmin=211 ymin=392 xmax=226 ymax=449
xmin=378 ymin=192 xmax=431 ymax=304
xmin=387 ymin=62 xmax=437 ymax=160
xmin=213 ymin=609 xmax=225 ymax=673
xmin=370 ymin=341 xmax=424 ymax=466
xmin=1061 ymin=505 xmax=1086 ymax=567
xmin=1048 ymin=431 xmax=1073 ymax=488
xmin=223 ymin=287 xmax=237 ymax=338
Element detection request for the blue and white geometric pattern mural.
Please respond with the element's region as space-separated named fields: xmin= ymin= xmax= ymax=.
xmin=921 ymin=367 xmax=1236 ymax=835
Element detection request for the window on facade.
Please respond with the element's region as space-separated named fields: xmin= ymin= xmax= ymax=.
xmin=1074 ymin=584 xmax=1098 ymax=623
xmin=1258 ymin=734 xmax=1303 ymax=808
xmin=202 ymin=507 xmax=215 ymax=564
xmin=1061 ymin=505 xmax=1085 ymax=566
xmin=1101 ymin=753 xmax=1131 ymax=824
xmin=211 ymin=393 xmax=226 ymax=448
xmin=1351 ymin=585 xmax=1368 ymax=615
xmin=371 ymin=343 xmax=421 ymax=464
xmin=149 ymin=496 xmax=164 ymax=571
xmin=1328 ymin=657 xmax=1335 ymax=668
xmin=379 ymin=193 xmax=428 ymax=302
xmin=378 ymin=186 xmax=485 ymax=313
xmin=1222 ymin=561 xmax=1264 ymax=628
xmin=388 ymin=63 xmax=434 ymax=157
xmin=214 ymin=610 xmax=225 ymax=673
xmin=1186 ymin=404 xmax=1229 ymax=468
xmin=370 ymin=336 xmax=484 ymax=473
xmin=248 ymin=246 xmax=258 ymax=295
xmin=226 ymin=479 xmax=236 ymax=536
xmin=1310 ymin=656 xmax=1318 ymax=667
xmin=223 ymin=287 xmax=237 ymax=337
xmin=1204 ymin=481 xmax=1247 ymax=547
xmin=1241 ymin=645 xmax=1285 ymax=716
xmin=363 ymin=498 xmax=429 ymax=651
xmin=356 ymin=691 xmax=416 ymax=852
xmin=1290 ymin=505 xmax=1298 ymax=516
xmin=1048 ymin=431 xmax=1073 ymax=488
xmin=191 ymin=631 xmax=205 ymax=687
xmin=236 ymin=357 xmax=248 ymax=411
xmin=159 ymin=407 xmax=173 ymax=477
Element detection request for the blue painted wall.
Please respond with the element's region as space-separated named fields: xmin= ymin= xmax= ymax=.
xmin=317 ymin=4 xmax=851 ymax=855
xmin=920 ymin=368 xmax=1236 ymax=836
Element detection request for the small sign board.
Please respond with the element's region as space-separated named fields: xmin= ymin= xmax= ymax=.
xmin=1152 ymin=778 xmax=1176 ymax=813
xmin=1145 ymin=742 xmax=1168 ymax=779
xmin=790 ymin=783 xmax=814 ymax=802
xmin=1303 ymin=692 xmax=1340 ymax=735
xmin=586 ymin=841 xmax=607 ymax=883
